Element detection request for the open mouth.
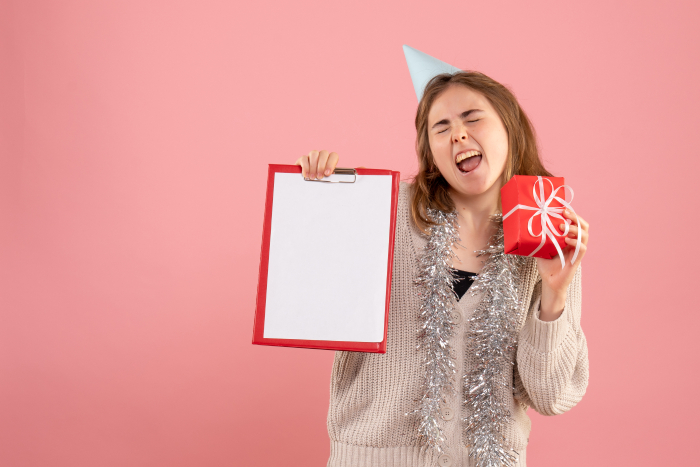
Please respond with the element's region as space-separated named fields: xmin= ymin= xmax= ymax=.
xmin=456 ymin=150 xmax=482 ymax=174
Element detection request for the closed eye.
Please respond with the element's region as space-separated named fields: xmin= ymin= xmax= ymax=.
xmin=436 ymin=120 xmax=480 ymax=134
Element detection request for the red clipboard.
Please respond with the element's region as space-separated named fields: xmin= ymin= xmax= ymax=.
xmin=252 ymin=164 xmax=400 ymax=353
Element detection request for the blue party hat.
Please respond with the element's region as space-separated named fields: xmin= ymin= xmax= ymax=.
xmin=402 ymin=45 xmax=461 ymax=101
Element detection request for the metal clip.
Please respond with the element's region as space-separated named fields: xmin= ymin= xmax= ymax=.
xmin=304 ymin=167 xmax=357 ymax=183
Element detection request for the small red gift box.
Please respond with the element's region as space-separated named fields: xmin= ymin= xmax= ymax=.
xmin=500 ymin=175 xmax=581 ymax=268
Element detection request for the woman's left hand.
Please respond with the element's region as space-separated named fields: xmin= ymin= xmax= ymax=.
xmin=535 ymin=209 xmax=589 ymax=319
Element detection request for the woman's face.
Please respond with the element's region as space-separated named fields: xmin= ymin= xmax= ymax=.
xmin=427 ymin=84 xmax=509 ymax=198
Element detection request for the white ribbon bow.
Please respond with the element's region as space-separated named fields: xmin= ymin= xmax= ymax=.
xmin=502 ymin=176 xmax=582 ymax=269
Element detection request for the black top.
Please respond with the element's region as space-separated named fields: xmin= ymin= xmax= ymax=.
xmin=453 ymin=269 xmax=478 ymax=300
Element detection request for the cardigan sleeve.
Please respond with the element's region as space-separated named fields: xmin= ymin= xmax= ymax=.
xmin=513 ymin=264 xmax=589 ymax=416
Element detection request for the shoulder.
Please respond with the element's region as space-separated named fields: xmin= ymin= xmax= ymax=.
xmin=398 ymin=180 xmax=413 ymax=201
xmin=396 ymin=181 xmax=413 ymax=220
xmin=396 ymin=181 xmax=419 ymax=233
xmin=394 ymin=180 xmax=430 ymax=255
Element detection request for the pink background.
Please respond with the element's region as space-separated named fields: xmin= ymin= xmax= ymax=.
xmin=1 ymin=1 xmax=698 ymax=465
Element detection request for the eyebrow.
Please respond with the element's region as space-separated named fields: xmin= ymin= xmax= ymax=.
xmin=431 ymin=109 xmax=484 ymax=130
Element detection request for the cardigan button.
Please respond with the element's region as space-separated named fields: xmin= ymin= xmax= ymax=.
xmin=449 ymin=311 xmax=463 ymax=324
xmin=440 ymin=406 xmax=454 ymax=421
xmin=437 ymin=454 xmax=453 ymax=467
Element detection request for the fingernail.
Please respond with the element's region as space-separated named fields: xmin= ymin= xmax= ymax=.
xmin=325 ymin=169 xmax=331 ymax=176
xmin=309 ymin=173 xmax=315 ymax=179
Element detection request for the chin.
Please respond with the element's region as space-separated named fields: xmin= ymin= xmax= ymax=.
xmin=449 ymin=176 xmax=491 ymax=196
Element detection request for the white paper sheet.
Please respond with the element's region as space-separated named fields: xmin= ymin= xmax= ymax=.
xmin=263 ymin=172 xmax=393 ymax=342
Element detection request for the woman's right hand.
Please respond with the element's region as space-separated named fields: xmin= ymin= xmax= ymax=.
xmin=295 ymin=150 xmax=339 ymax=180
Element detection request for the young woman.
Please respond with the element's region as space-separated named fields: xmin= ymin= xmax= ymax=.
xmin=294 ymin=72 xmax=590 ymax=467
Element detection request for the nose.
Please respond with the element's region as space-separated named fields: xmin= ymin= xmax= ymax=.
xmin=453 ymin=123 xmax=468 ymax=142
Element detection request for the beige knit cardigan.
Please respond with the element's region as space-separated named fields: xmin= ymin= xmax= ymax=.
xmin=326 ymin=182 xmax=589 ymax=467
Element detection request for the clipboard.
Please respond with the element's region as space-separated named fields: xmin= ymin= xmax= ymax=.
xmin=252 ymin=164 xmax=400 ymax=353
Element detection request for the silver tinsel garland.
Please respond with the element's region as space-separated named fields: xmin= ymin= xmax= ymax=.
xmin=406 ymin=208 xmax=461 ymax=454
xmin=409 ymin=209 xmax=525 ymax=466
xmin=464 ymin=213 xmax=525 ymax=467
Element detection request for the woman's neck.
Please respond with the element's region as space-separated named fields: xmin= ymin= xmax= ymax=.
xmin=448 ymin=183 xmax=502 ymax=234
